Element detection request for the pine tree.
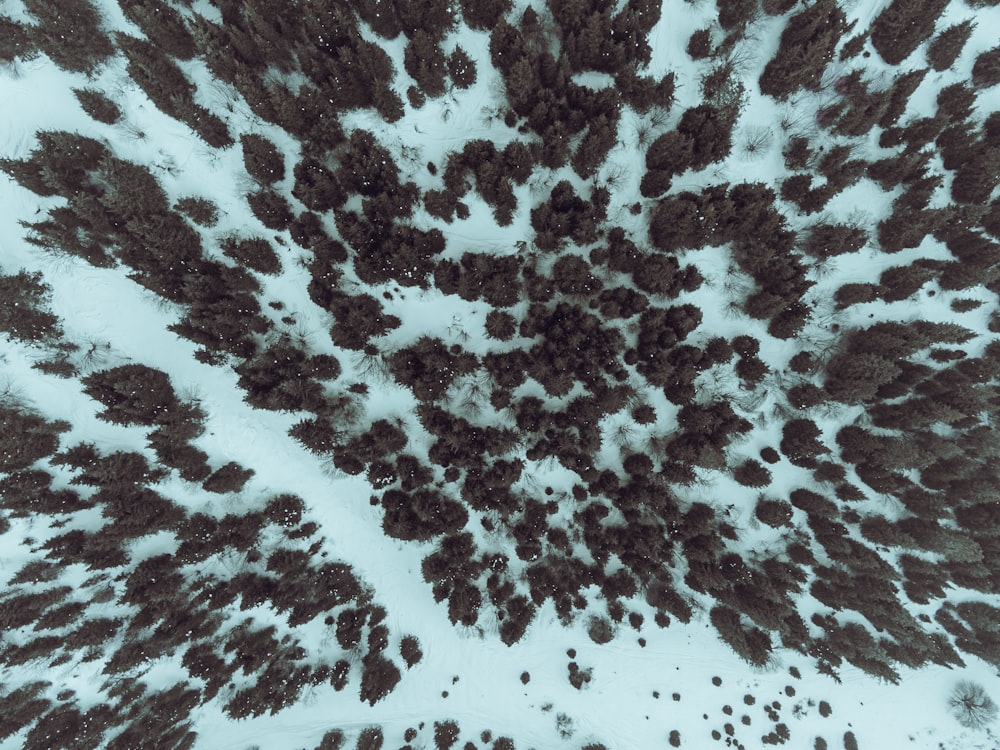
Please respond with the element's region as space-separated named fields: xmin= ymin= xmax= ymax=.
xmin=240 ymin=134 xmax=285 ymax=184
xmin=870 ymin=0 xmax=949 ymax=66
xmin=72 ymin=88 xmax=122 ymax=124
xmin=927 ymin=21 xmax=975 ymax=72
xmin=247 ymin=188 xmax=294 ymax=230
xmin=82 ymin=365 xmax=179 ymax=426
xmin=119 ymin=0 xmax=197 ymax=60
xmin=973 ymin=46 xmax=1000 ymax=89
xmin=404 ymin=30 xmax=447 ymax=98
xmin=447 ymin=47 xmax=477 ymax=88
xmin=759 ymin=0 xmax=846 ymax=99
xmin=24 ymin=0 xmax=114 ymax=73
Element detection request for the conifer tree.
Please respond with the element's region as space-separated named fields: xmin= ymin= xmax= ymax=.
xmin=240 ymin=134 xmax=285 ymax=184
xmin=927 ymin=21 xmax=975 ymax=72
xmin=24 ymin=0 xmax=113 ymax=73
xmin=870 ymin=0 xmax=949 ymax=66
xmin=759 ymin=0 xmax=846 ymax=99
xmin=973 ymin=46 xmax=1000 ymax=89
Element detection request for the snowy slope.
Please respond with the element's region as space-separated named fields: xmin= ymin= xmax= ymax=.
xmin=1 ymin=0 xmax=1000 ymax=748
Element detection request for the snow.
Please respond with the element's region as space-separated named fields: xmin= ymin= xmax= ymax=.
xmin=1 ymin=0 xmax=1000 ymax=748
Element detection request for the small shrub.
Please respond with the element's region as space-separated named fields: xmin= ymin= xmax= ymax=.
xmin=587 ymin=616 xmax=614 ymax=644
xmin=949 ymin=680 xmax=998 ymax=729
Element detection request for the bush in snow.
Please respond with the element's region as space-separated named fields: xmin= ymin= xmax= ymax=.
xmin=949 ymin=681 xmax=999 ymax=729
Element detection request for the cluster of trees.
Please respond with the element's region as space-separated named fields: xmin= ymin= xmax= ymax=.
xmin=192 ymin=2 xmax=404 ymax=132
xmin=8 ymin=0 xmax=1000 ymax=711
xmin=530 ymin=181 xmax=608 ymax=252
xmin=235 ymin=339 xmax=340 ymax=413
xmin=0 ymin=271 xmax=67 ymax=373
xmin=546 ymin=0 xmax=661 ymax=75
xmin=488 ymin=8 xmax=665 ymax=170
xmin=870 ymin=0 xmax=949 ymax=66
xmin=642 ymin=104 xmax=737 ymax=196
xmin=115 ymin=33 xmax=232 ymax=147
xmin=11 ymin=469 xmax=412 ymax=721
xmin=435 ymin=252 xmax=522 ymax=308
xmin=430 ymin=139 xmax=533 ymax=225
xmin=2 ymin=135 xmax=275 ymax=359
xmin=521 ymin=302 xmax=626 ymax=397
xmin=592 ymin=227 xmax=702 ymax=300
xmin=389 ymin=337 xmax=479 ymax=402
xmin=824 ymin=321 xmax=975 ymax=403
xmin=650 ymin=183 xmax=812 ymax=337
xmin=318 ymin=131 xmax=452 ymax=289
xmin=1 ymin=0 xmax=113 ymax=73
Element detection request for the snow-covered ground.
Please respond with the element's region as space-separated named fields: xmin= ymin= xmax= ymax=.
xmin=2 ymin=0 xmax=1000 ymax=748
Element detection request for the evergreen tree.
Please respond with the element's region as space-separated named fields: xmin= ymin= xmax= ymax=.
xmin=927 ymin=21 xmax=975 ymax=72
xmin=24 ymin=0 xmax=113 ymax=73
xmin=0 ymin=17 xmax=37 ymax=64
xmin=82 ymin=365 xmax=179 ymax=426
xmin=759 ymin=0 xmax=846 ymax=99
xmin=973 ymin=46 xmax=1000 ymax=89
xmin=72 ymin=88 xmax=122 ymax=124
xmin=870 ymin=0 xmax=949 ymax=66
xmin=240 ymin=134 xmax=285 ymax=184
xmin=0 ymin=271 xmax=62 ymax=345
